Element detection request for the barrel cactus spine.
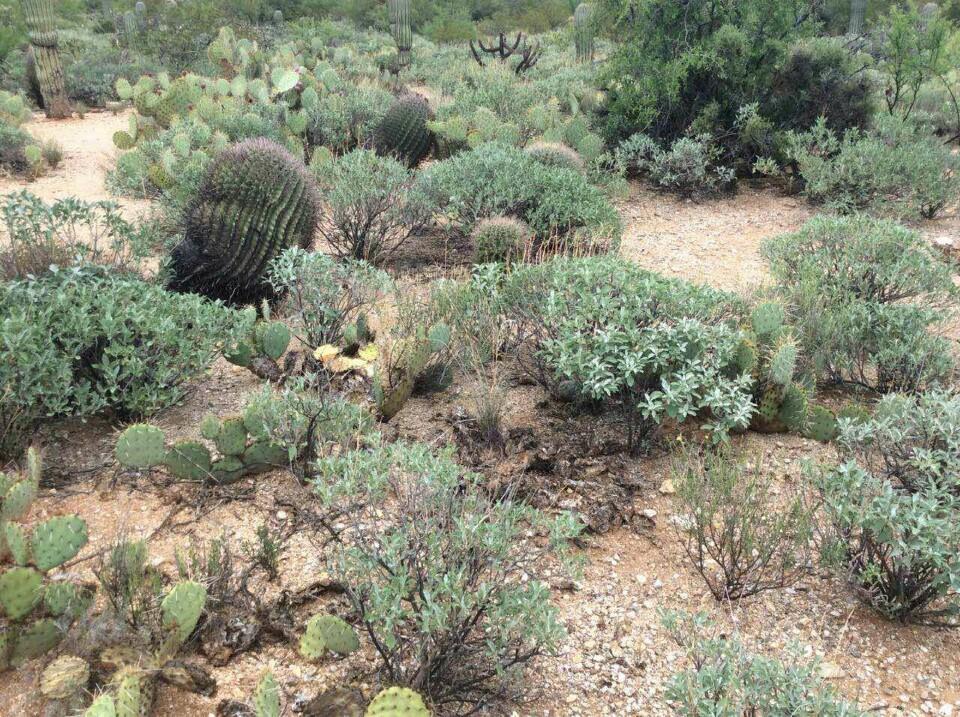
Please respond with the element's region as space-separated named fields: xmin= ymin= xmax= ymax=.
xmin=20 ymin=0 xmax=70 ymax=118
xmin=574 ymin=3 xmax=595 ymax=63
xmin=168 ymin=137 xmax=321 ymax=306
xmin=388 ymin=0 xmax=412 ymax=68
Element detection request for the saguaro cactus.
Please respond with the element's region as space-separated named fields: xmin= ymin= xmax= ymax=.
xmin=388 ymin=0 xmax=412 ymax=68
xmin=574 ymin=3 xmax=595 ymax=63
xmin=848 ymin=0 xmax=866 ymax=36
xmin=20 ymin=0 xmax=71 ymax=118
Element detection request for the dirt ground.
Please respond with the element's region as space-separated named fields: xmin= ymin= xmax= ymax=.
xmin=1 ymin=111 xmax=960 ymax=716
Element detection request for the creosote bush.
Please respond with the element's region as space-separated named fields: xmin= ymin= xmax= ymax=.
xmin=311 ymin=441 xmax=581 ymax=710
xmin=763 ymin=214 xmax=957 ymax=394
xmin=673 ymin=447 xmax=812 ymax=601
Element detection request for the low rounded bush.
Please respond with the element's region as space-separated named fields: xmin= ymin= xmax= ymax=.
xmin=471 ymin=216 xmax=531 ymax=264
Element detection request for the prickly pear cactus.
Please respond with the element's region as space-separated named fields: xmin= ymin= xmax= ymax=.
xmin=0 ymin=448 xmax=90 ymax=670
xmin=114 ymin=424 xmax=166 ymax=468
xmin=253 ymin=670 xmax=281 ymax=717
xmin=374 ymin=94 xmax=434 ymax=168
xmin=734 ymin=302 xmax=810 ymax=434
xmin=168 ymin=137 xmax=321 ymax=306
xmin=805 ymin=405 xmax=838 ymax=442
xmin=365 ymin=687 xmax=430 ymax=716
xmin=374 ymin=323 xmax=451 ymax=420
xmin=40 ymin=655 xmax=90 ymax=699
xmin=300 ymin=614 xmax=360 ymax=658
xmin=160 ymin=580 xmax=207 ymax=655
xmin=84 ymin=694 xmax=118 ymax=717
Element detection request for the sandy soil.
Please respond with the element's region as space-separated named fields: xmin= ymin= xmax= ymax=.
xmin=2 ymin=121 xmax=960 ymax=716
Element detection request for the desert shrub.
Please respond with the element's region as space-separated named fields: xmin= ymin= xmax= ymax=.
xmin=663 ymin=611 xmax=865 ymax=716
xmin=418 ymin=144 xmax=620 ymax=241
xmin=788 ymin=115 xmax=960 ymax=219
xmin=1 ymin=191 xmax=154 ymax=280
xmin=40 ymin=139 xmax=62 ymax=168
xmin=673 ymin=447 xmax=813 ymax=600
xmin=0 ymin=120 xmax=31 ymax=173
xmin=616 ymin=133 xmax=735 ymax=197
xmin=267 ymin=247 xmax=391 ymax=349
xmin=314 ymin=148 xmax=435 ymax=264
xmin=311 ymin=440 xmax=581 ymax=710
xmin=496 ymin=256 xmax=753 ymax=449
xmin=763 ymin=214 xmax=957 ymax=393
xmin=0 ymin=268 xmax=244 ymax=460
xmin=819 ymin=415 xmax=960 ymax=625
xmin=471 ymin=216 xmax=530 ymax=264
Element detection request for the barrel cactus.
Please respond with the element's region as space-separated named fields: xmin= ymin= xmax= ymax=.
xmin=168 ymin=137 xmax=321 ymax=306
xmin=0 ymin=448 xmax=91 ymax=670
xmin=20 ymin=0 xmax=70 ymax=118
xmin=574 ymin=3 xmax=595 ymax=63
xmin=388 ymin=0 xmax=413 ymax=68
xmin=471 ymin=217 xmax=530 ymax=264
xmin=374 ymin=94 xmax=433 ymax=168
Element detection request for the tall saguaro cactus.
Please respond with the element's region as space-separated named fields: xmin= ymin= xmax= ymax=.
xmin=388 ymin=0 xmax=412 ymax=68
xmin=574 ymin=3 xmax=595 ymax=63
xmin=20 ymin=0 xmax=70 ymax=118
xmin=848 ymin=0 xmax=867 ymax=36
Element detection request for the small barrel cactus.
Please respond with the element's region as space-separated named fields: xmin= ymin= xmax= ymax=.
xmin=374 ymin=94 xmax=434 ymax=168
xmin=574 ymin=3 xmax=595 ymax=63
xmin=471 ymin=216 xmax=530 ymax=264
xmin=524 ymin=141 xmax=585 ymax=173
xmin=168 ymin=137 xmax=321 ymax=306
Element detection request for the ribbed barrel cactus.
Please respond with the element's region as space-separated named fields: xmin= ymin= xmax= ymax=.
xmin=388 ymin=0 xmax=413 ymax=68
xmin=574 ymin=3 xmax=595 ymax=63
xmin=168 ymin=137 xmax=321 ymax=306
xmin=20 ymin=0 xmax=70 ymax=118
xmin=374 ymin=94 xmax=433 ymax=168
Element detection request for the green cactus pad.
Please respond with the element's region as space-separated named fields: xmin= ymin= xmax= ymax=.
xmin=2 ymin=478 xmax=38 ymax=522
xmin=376 ymin=377 xmax=414 ymax=421
xmin=113 ymin=669 xmax=144 ymax=717
xmin=768 ymin=337 xmax=799 ymax=387
xmin=31 ymin=515 xmax=87 ymax=571
xmin=4 ymin=523 xmax=28 ymax=566
xmin=41 ymin=655 xmax=90 ymax=698
xmin=211 ymin=455 xmax=246 ymax=484
xmin=751 ymin=302 xmax=785 ymax=339
xmin=161 ymin=581 xmax=207 ymax=646
xmin=778 ymin=384 xmax=808 ymax=433
xmin=200 ymin=414 xmax=222 ymax=440
xmin=243 ymin=404 xmax=267 ymax=437
xmin=84 ymin=695 xmax=117 ymax=717
xmin=215 ymin=417 xmax=248 ymax=456
xmin=242 ymin=441 xmax=287 ymax=470
xmin=115 ymin=424 xmax=166 ymax=469
xmin=0 ymin=471 xmax=15 ymax=497
xmin=260 ymin=321 xmax=291 ymax=361
xmin=254 ymin=670 xmax=281 ymax=717
xmin=805 ymin=405 xmax=838 ymax=443
xmin=0 ymin=567 xmax=42 ymax=619
xmin=365 ymin=687 xmax=430 ymax=716
xmin=427 ymin=323 xmax=451 ymax=352
xmin=300 ymin=614 xmax=360 ymax=659
xmin=44 ymin=581 xmax=80 ymax=617
xmin=163 ymin=441 xmax=213 ymax=481
xmin=112 ymin=130 xmax=135 ymax=150
xmin=11 ymin=618 xmax=61 ymax=666
xmin=225 ymin=341 xmax=254 ymax=368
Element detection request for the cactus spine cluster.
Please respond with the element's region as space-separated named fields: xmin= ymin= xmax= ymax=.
xmin=374 ymin=323 xmax=451 ymax=420
xmin=168 ymin=137 xmax=321 ymax=306
xmin=734 ymin=302 xmax=809 ymax=434
xmin=374 ymin=94 xmax=434 ymax=168
xmin=20 ymin=0 xmax=71 ymax=118
xmin=573 ymin=3 xmax=595 ymax=63
xmin=0 ymin=448 xmax=91 ymax=670
xmin=388 ymin=0 xmax=413 ymax=68
xmin=115 ymin=410 xmax=289 ymax=484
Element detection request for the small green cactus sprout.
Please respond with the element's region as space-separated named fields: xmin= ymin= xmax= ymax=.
xmin=365 ymin=687 xmax=430 ymax=716
xmin=41 ymin=655 xmax=90 ymax=699
xmin=300 ymin=614 xmax=360 ymax=658
xmin=254 ymin=670 xmax=281 ymax=717
xmin=115 ymin=424 xmax=166 ymax=468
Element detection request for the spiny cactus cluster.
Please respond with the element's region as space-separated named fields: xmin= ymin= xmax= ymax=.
xmin=299 ymin=614 xmax=360 ymax=659
xmin=79 ymin=580 xmax=209 ymax=717
xmin=574 ymin=3 xmax=595 ymax=63
xmin=20 ymin=0 xmax=70 ymax=118
xmin=374 ymin=323 xmax=451 ymax=420
xmin=168 ymin=137 xmax=321 ymax=306
xmin=734 ymin=302 xmax=808 ymax=434
xmin=471 ymin=216 xmax=530 ymax=264
xmin=388 ymin=0 xmax=413 ymax=68
xmin=0 ymin=448 xmax=91 ymax=670
xmin=524 ymin=140 xmax=585 ymax=173
xmin=225 ymin=305 xmax=293 ymax=380
xmin=374 ymin=94 xmax=434 ymax=168
xmin=115 ymin=410 xmax=288 ymax=484
xmin=366 ymin=687 xmax=431 ymax=716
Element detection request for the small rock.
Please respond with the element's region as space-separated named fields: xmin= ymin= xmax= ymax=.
xmin=819 ymin=662 xmax=844 ymax=680
xmin=658 ymin=480 xmax=675 ymax=495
